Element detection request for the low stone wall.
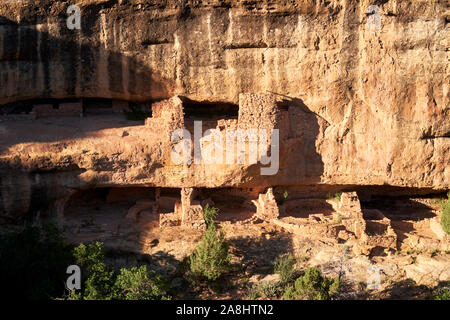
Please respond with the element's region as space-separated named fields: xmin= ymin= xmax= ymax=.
xmin=216 ymin=119 xmax=238 ymax=130
xmin=34 ymin=102 xmax=83 ymax=118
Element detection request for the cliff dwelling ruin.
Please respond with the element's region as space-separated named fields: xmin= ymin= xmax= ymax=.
xmin=0 ymin=0 xmax=449 ymax=300
xmin=1 ymin=92 xmax=442 ymax=261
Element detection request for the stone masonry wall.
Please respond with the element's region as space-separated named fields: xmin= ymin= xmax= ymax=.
xmin=146 ymin=96 xmax=185 ymax=141
xmin=34 ymin=102 xmax=83 ymax=118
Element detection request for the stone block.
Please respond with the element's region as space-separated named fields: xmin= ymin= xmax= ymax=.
xmin=338 ymin=192 xmax=362 ymax=217
xmin=182 ymin=203 xmax=204 ymax=226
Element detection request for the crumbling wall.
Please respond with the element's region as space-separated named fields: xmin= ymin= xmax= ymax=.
xmin=252 ymin=187 xmax=279 ymax=221
xmin=334 ymin=192 xmax=366 ymax=240
xmin=157 ymin=187 xmax=205 ymax=228
xmin=338 ymin=192 xmax=362 ymax=218
xmin=180 ymin=188 xmax=204 ymax=227
xmin=158 ymin=188 xmax=182 ymax=227
xmin=159 ymin=208 xmax=180 ymax=227
xmin=335 ymin=192 xmax=397 ymax=255
xmin=235 ymin=93 xmax=286 ymax=165
xmin=145 ymin=96 xmax=185 ymax=142
xmin=216 ymin=119 xmax=238 ymax=131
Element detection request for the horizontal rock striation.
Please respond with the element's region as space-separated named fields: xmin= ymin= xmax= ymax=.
xmin=0 ymin=0 xmax=448 ymax=219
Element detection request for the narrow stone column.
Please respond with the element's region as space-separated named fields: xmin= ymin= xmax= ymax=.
xmin=338 ymin=191 xmax=362 ymax=217
xmin=147 ymin=96 xmax=185 ymax=141
xmin=153 ymin=187 xmax=161 ymax=214
xmin=180 ymin=188 xmax=204 ymax=227
xmin=181 ymin=188 xmax=196 ymax=209
xmin=337 ymin=192 xmax=365 ymax=238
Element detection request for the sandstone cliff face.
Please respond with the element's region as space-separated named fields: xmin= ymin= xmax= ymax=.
xmin=0 ymin=0 xmax=448 ymax=218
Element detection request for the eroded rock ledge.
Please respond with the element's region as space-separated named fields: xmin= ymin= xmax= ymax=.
xmin=0 ymin=1 xmax=448 ymax=221
xmin=0 ymin=92 xmax=448 ymax=220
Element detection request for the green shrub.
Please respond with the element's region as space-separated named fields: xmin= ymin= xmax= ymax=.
xmin=113 ymin=266 xmax=170 ymax=300
xmin=189 ymin=206 xmax=230 ymax=281
xmin=0 ymin=224 xmax=170 ymax=301
xmin=0 ymin=223 xmax=73 ymax=300
xmin=282 ymin=286 xmax=297 ymax=300
xmin=189 ymin=224 xmax=230 ymax=281
xmin=439 ymin=192 xmax=450 ymax=235
xmin=70 ymin=242 xmax=115 ymax=300
xmin=249 ymin=281 xmax=284 ymax=300
xmin=283 ymin=267 xmax=340 ymax=300
xmin=274 ymin=254 xmax=296 ymax=283
xmin=241 ymin=276 xmax=250 ymax=286
xmin=203 ymin=204 xmax=219 ymax=227
xmin=69 ymin=242 xmax=170 ymax=300
xmin=327 ymin=193 xmax=342 ymax=201
xmin=73 ymin=242 xmax=105 ymax=267
xmin=435 ymin=288 xmax=450 ymax=300
xmin=279 ymin=191 xmax=289 ymax=205
xmin=431 ymin=249 xmax=440 ymax=257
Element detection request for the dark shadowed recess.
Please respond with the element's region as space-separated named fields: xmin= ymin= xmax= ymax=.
xmin=181 ymin=97 xmax=239 ymax=121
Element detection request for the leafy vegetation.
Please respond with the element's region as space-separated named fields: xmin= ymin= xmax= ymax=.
xmin=248 ymin=254 xmax=300 ymax=300
xmin=273 ymin=254 xmax=296 ymax=283
xmin=113 ymin=266 xmax=170 ymax=300
xmin=278 ymin=191 xmax=289 ymax=205
xmin=327 ymin=192 xmax=342 ymax=201
xmin=249 ymin=281 xmax=285 ymax=300
xmin=283 ymin=267 xmax=340 ymax=300
xmin=435 ymin=288 xmax=450 ymax=300
xmin=438 ymin=192 xmax=450 ymax=235
xmin=189 ymin=206 xmax=230 ymax=282
xmin=0 ymin=223 xmax=73 ymax=300
xmin=431 ymin=249 xmax=440 ymax=257
xmin=69 ymin=242 xmax=116 ymax=300
xmin=68 ymin=242 xmax=170 ymax=300
xmin=203 ymin=204 xmax=219 ymax=227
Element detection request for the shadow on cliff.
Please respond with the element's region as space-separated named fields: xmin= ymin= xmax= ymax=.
xmin=0 ymin=13 xmax=173 ymax=149
xmin=244 ymin=92 xmax=326 ymax=186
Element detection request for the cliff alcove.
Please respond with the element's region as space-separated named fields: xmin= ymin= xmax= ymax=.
xmin=0 ymin=0 xmax=449 ymax=299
